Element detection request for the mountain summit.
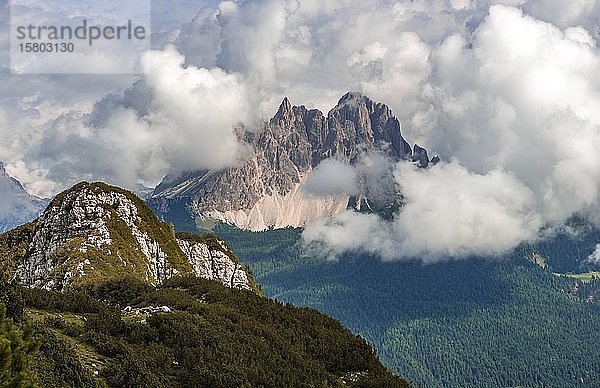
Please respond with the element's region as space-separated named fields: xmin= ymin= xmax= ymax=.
xmin=0 ymin=161 xmax=47 ymax=233
xmin=1 ymin=182 xmax=257 ymax=291
xmin=149 ymin=93 xmax=436 ymax=231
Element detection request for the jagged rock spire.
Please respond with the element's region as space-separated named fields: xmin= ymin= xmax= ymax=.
xmin=278 ymin=96 xmax=292 ymax=113
xmin=412 ymin=144 xmax=430 ymax=168
xmin=150 ymin=92 xmax=435 ymax=231
xmin=271 ymin=97 xmax=295 ymax=128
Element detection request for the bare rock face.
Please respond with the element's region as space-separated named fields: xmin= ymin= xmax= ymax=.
xmin=0 ymin=161 xmax=48 ymax=233
xmin=324 ymin=92 xmax=412 ymax=161
xmin=149 ymin=93 xmax=436 ymax=231
xmin=412 ymin=144 xmax=430 ymax=168
xmin=7 ymin=182 xmax=256 ymax=292
xmin=177 ymin=237 xmax=251 ymax=291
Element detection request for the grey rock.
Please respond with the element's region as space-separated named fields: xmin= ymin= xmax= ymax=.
xmin=412 ymin=144 xmax=429 ymax=168
xmin=177 ymin=238 xmax=251 ymax=290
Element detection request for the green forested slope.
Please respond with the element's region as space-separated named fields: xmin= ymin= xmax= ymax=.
xmin=213 ymin=224 xmax=600 ymax=387
xmin=0 ymin=277 xmax=404 ymax=387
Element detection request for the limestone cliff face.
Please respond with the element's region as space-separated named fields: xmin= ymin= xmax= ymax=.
xmin=4 ymin=182 xmax=256 ymax=292
xmin=150 ymin=93 xmax=435 ymax=231
xmin=176 ymin=236 xmax=251 ymax=290
xmin=0 ymin=161 xmax=48 ymax=233
xmin=16 ymin=183 xmax=177 ymax=289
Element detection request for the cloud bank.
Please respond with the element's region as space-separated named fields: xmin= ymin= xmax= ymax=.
xmin=2 ymin=0 xmax=600 ymax=260
xmin=32 ymin=47 xmax=252 ymax=192
xmin=304 ymin=4 xmax=600 ymax=260
xmin=304 ymin=161 xmax=543 ymax=262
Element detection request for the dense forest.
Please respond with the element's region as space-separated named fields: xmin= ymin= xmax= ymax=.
xmin=0 ymin=276 xmax=405 ymax=387
xmin=212 ymin=224 xmax=600 ymax=387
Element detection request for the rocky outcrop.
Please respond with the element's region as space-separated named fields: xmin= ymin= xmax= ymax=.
xmin=177 ymin=237 xmax=251 ymax=290
xmin=0 ymin=161 xmax=47 ymax=233
xmin=16 ymin=184 xmax=176 ymax=288
xmin=412 ymin=144 xmax=430 ymax=168
xmin=8 ymin=182 xmax=256 ymax=292
xmin=150 ymin=93 xmax=438 ymax=231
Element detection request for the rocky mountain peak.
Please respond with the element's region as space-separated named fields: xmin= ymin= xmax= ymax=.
xmin=333 ymin=92 xmax=394 ymax=118
xmin=337 ymin=91 xmax=372 ymax=106
xmin=150 ymin=93 xmax=438 ymax=231
xmin=277 ymin=96 xmax=293 ymax=115
xmin=330 ymin=92 xmax=374 ymax=119
xmin=326 ymin=92 xmax=412 ymax=161
xmin=271 ymin=96 xmax=307 ymax=127
xmin=6 ymin=182 xmax=257 ymax=292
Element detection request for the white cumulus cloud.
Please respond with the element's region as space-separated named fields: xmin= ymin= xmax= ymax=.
xmin=29 ymin=46 xmax=252 ymax=194
xmin=304 ymin=162 xmax=542 ymax=261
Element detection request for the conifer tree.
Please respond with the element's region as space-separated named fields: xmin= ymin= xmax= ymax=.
xmin=0 ymin=303 xmax=39 ymax=387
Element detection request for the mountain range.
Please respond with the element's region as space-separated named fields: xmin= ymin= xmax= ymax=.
xmin=3 ymin=93 xmax=600 ymax=386
xmin=149 ymin=92 xmax=437 ymax=231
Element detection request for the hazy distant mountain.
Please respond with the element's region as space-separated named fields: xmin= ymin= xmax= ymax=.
xmin=0 ymin=161 xmax=48 ymax=233
xmin=149 ymin=92 xmax=435 ymax=231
